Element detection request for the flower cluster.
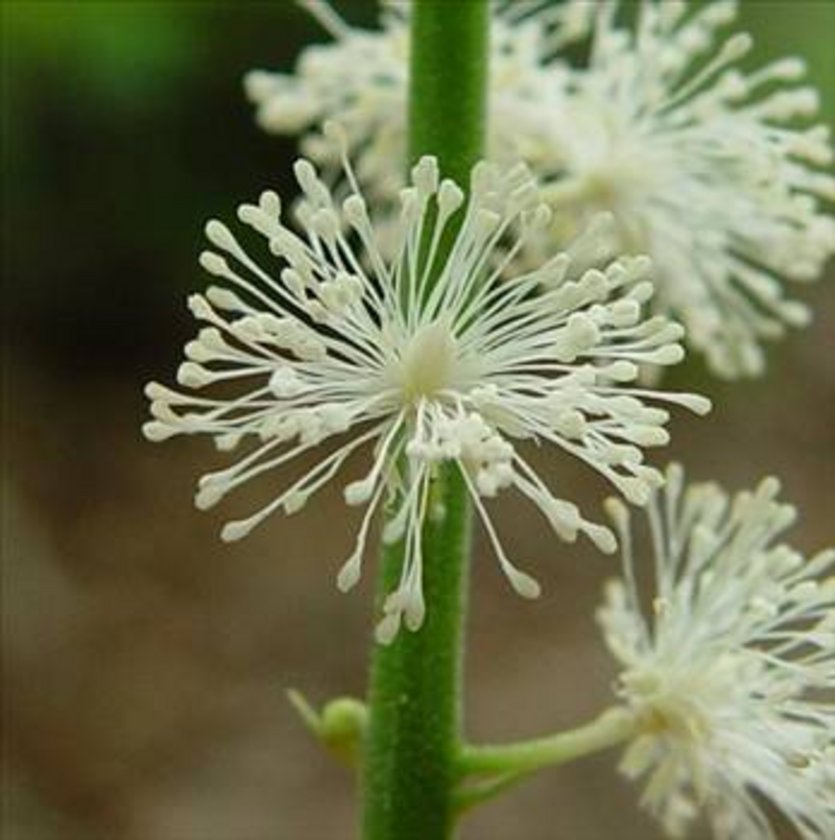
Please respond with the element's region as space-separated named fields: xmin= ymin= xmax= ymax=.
xmin=244 ymin=0 xmax=592 ymax=198
xmin=535 ymin=0 xmax=835 ymax=378
xmin=599 ymin=465 xmax=835 ymax=838
xmin=246 ymin=0 xmax=835 ymax=379
xmin=143 ymin=149 xmax=708 ymax=643
xmin=144 ymin=3 xmax=834 ymax=834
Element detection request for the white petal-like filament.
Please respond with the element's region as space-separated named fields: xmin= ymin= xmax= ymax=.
xmin=145 ymin=155 xmax=707 ymax=642
xmin=599 ymin=464 xmax=835 ymax=838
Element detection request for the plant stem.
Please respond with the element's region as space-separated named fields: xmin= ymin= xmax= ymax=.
xmin=361 ymin=3 xmax=489 ymax=840
xmin=407 ymin=0 xmax=489 ymax=185
xmin=458 ymin=708 xmax=635 ymax=778
xmin=452 ymin=709 xmax=634 ymax=813
xmin=361 ymin=469 xmax=473 ymax=839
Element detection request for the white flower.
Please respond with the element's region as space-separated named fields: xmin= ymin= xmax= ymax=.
xmin=532 ymin=0 xmax=835 ymax=378
xmin=243 ymin=0 xmax=592 ymax=197
xmin=245 ymin=1 xmax=834 ymax=378
xmin=143 ymin=148 xmax=709 ymax=643
xmin=599 ymin=464 xmax=835 ymax=838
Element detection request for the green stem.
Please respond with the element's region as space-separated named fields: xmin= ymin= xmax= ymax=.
xmin=361 ymin=3 xmax=489 ymax=840
xmin=453 ymin=770 xmax=533 ymax=814
xmin=407 ymin=0 xmax=489 ymax=184
xmin=458 ymin=708 xmax=635 ymax=779
xmin=362 ymin=469 xmax=473 ymax=838
xmin=452 ymin=709 xmax=634 ymax=813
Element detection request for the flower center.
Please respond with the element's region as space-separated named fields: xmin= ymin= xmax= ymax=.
xmin=624 ymin=669 xmax=714 ymax=744
xmin=392 ymin=317 xmax=460 ymax=403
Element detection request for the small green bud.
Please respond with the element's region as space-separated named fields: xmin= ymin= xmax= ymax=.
xmin=287 ymin=689 xmax=368 ymax=768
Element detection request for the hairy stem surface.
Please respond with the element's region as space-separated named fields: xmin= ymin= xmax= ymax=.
xmin=361 ymin=3 xmax=489 ymax=839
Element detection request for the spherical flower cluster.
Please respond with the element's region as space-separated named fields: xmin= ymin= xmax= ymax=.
xmin=533 ymin=0 xmax=835 ymax=378
xmin=143 ymin=147 xmax=708 ymax=643
xmin=247 ymin=1 xmax=835 ymax=380
xmin=599 ymin=464 xmax=835 ymax=838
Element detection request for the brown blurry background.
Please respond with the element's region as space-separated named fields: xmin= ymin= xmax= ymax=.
xmin=2 ymin=2 xmax=834 ymax=838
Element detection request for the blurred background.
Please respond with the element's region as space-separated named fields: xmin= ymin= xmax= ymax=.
xmin=2 ymin=1 xmax=834 ymax=838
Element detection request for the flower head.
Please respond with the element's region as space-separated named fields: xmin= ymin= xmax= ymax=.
xmin=244 ymin=0 xmax=592 ymax=197
xmin=143 ymin=146 xmax=708 ymax=642
xmin=533 ymin=0 xmax=835 ymax=378
xmin=599 ymin=464 xmax=835 ymax=838
xmin=246 ymin=1 xmax=834 ymax=379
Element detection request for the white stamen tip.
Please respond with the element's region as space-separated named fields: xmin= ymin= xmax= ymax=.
xmin=142 ymin=421 xmax=176 ymax=442
xmin=336 ymin=554 xmax=362 ymax=593
xmin=374 ymin=613 xmax=401 ymax=646
xmin=344 ymin=477 xmax=375 ymax=506
xmin=195 ymin=485 xmax=224 ymax=510
xmin=509 ymin=569 xmax=542 ymax=599
xmin=586 ymin=523 xmax=618 ymax=554
xmin=221 ymin=520 xmax=254 ymax=543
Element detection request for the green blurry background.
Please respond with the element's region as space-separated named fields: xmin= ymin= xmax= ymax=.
xmin=3 ymin=2 xmax=834 ymax=838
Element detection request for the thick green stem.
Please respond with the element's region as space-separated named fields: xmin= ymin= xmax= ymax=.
xmin=361 ymin=3 xmax=489 ymax=840
xmin=362 ymin=469 xmax=473 ymax=839
xmin=407 ymin=0 xmax=489 ymax=184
